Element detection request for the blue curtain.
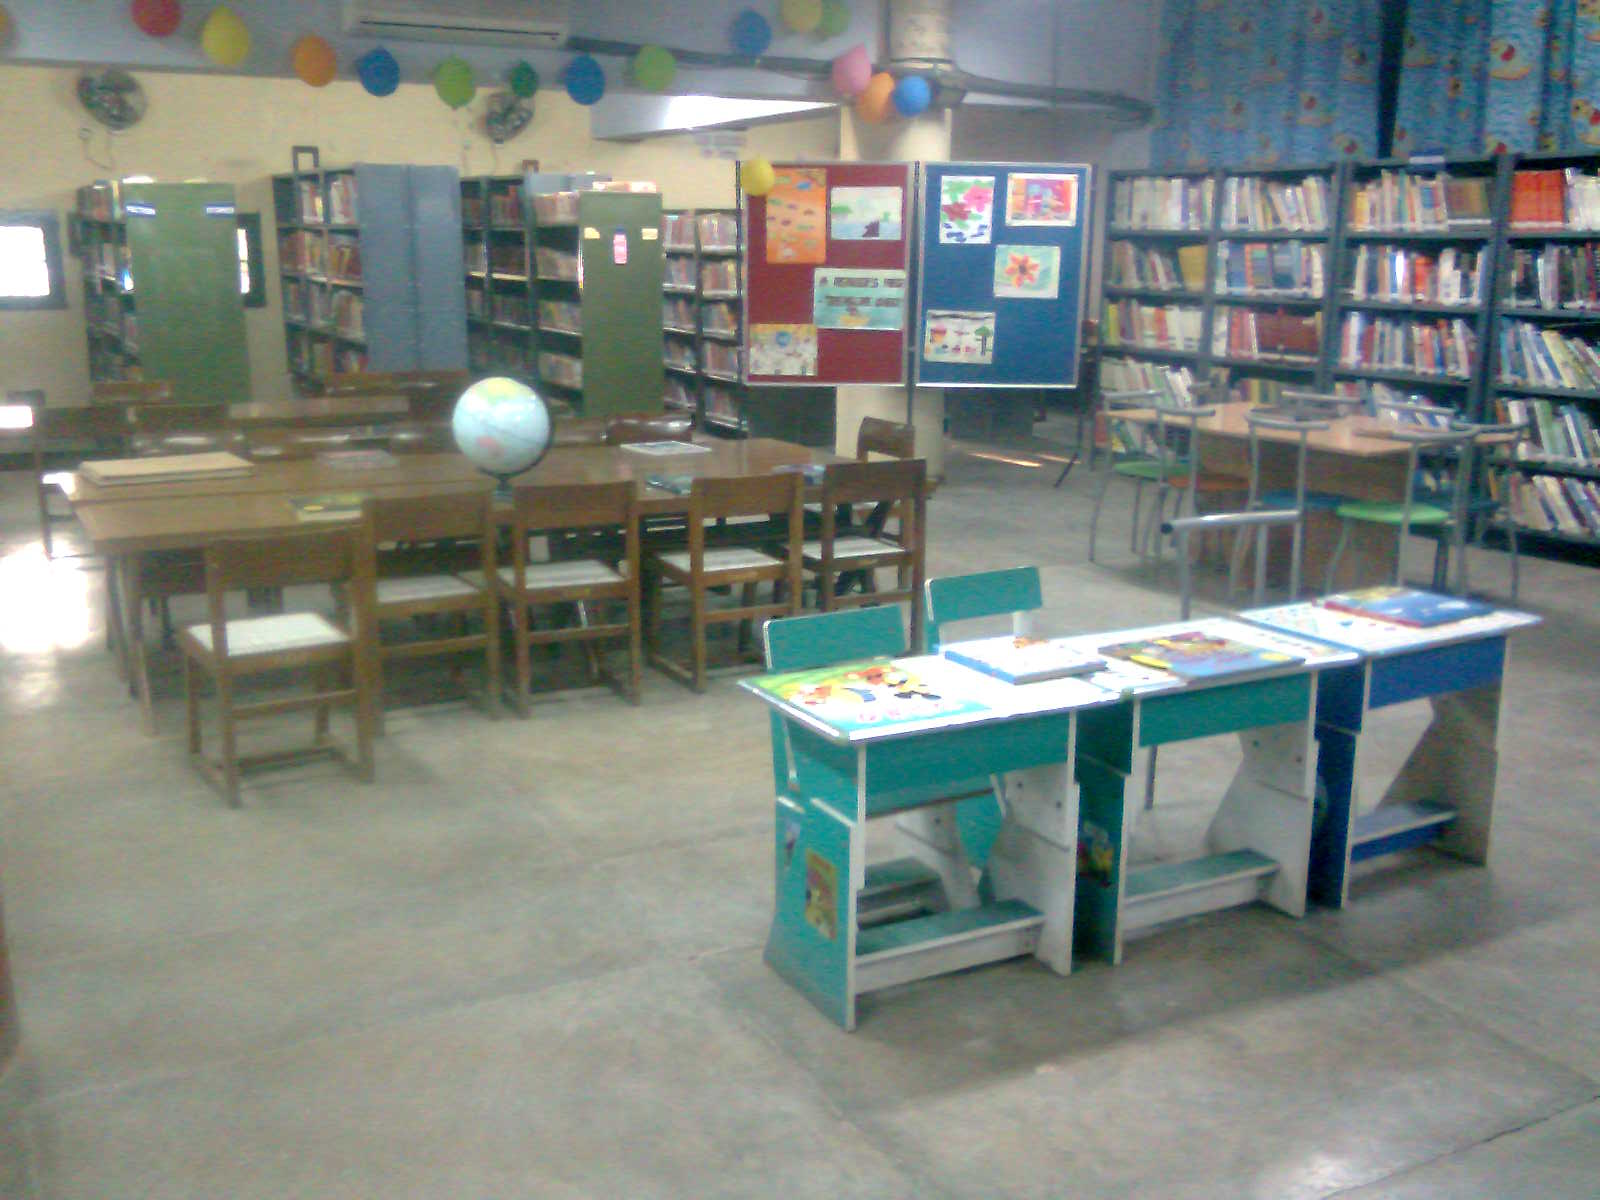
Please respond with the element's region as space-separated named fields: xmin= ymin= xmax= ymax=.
xmin=1152 ymin=0 xmax=1382 ymax=168
xmin=1395 ymin=0 xmax=1600 ymax=156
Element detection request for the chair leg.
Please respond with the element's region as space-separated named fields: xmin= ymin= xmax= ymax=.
xmin=510 ymin=595 xmax=532 ymax=717
xmin=690 ymin=583 xmax=708 ymax=693
xmin=1324 ymin=519 xmax=1352 ymax=594
xmin=183 ymin=653 xmax=202 ymax=757
xmin=1508 ymin=521 xmax=1520 ymax=602
xmin=1088 ymin=463 xmax=1116 ymax=563
xmin=736 ymin=582 xmax=757 ymax=656
xmin=483 ymin=596 xmax=502 ymax=715
xmin=1142 ymin=746 xmax=1159 ymax=811
xmin=353 ymin=653 xmax=376 ymax=784
xmin=218 ymin=681 xmax=241 ymax=808
xmin=627 ymin=588 xmax=643 ymax=705
xmin=1128 ymin=480 xmax=1144 ymax=554
xmin=315 ymin=663 xmax=334 ymax=742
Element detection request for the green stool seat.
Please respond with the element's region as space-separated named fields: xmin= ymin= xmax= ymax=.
xmin=1112 ymin=459 xmax=1184 ymax=483
xmin=1335 ymin=500 xmax=1450 ymax=526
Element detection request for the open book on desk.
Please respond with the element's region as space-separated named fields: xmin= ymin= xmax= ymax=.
xmin=942 ymin=636 xmax=1104 ymax=685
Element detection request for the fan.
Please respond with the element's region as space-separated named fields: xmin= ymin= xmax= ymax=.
xmin=76 ymin=70 xmax=148 ymax=132
xmin=485 ymin=91 xmax=534 ymax=144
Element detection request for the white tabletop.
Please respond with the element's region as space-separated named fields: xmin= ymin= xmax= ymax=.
xmin=1239 ymin=602 xmax=1542 ymax=658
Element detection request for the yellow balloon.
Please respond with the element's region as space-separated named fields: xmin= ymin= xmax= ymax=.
xmin=780 ymin=0 xmax=824 ymax=34
xmin=740 ymin=157 xmax=776 ymax=198
xmin=200 ymin=5 xmax=251 ymax=68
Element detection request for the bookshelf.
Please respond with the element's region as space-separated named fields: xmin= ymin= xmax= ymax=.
xmin=75 ymin=179 xmax=250 ymax=403
xmin=462 ymin=174 xmax=534 ymax=381
xmin=661 ymin=208 xmax=701 ymax=422
xmin=272 ymin=148 xmax=467 ymax=390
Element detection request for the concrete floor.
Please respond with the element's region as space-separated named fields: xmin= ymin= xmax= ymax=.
xmin=1 ymin=423 xmax=1596 ymax=1198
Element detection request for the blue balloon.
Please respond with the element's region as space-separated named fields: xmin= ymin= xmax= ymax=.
xmin=892 ymin=75 xmax=932 ymax=117
xmin=356 ymin=47 xmax=400 ymax=98
xmin=730 ymin=8 xmax=772 ymax=57
xmin=565 ymin=53 xmax=606 ymax=106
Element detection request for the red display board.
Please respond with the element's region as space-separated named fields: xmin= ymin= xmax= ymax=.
xmin=743 ymin=161 xmax=913 ymax=387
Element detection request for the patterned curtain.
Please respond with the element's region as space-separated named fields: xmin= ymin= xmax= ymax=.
xmin=1395 ymin=0 xmax=1600 ymax=156
xmin=1152 ymin=0 xmax=1382 ymax=168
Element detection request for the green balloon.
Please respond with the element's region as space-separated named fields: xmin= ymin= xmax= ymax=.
xmin=434 ymin=57 xmax=475 ymax=109
xmin=633 ymin=44 xmax=676 ymax=92
xmin=818 ymin=0 xmax=851 ymax=38
xmin=509 ymin=60 xmax=539 ymax=98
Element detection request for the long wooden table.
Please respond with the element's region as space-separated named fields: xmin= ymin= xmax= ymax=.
xmin=223 ymin=396 xmax=414 ymax=428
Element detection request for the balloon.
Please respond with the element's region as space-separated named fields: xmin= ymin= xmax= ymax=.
xmin=291 ymin=34 xmax=336 ymax=88
xmin=739 ymin=157 xmax=776 ymax=197
xmin=855 ymin=72 xmax=895 ymax=123
xmin=780 ymin=0 xmax=822 ymax=33
xmin=200 ymin=5 xmax=251 ymax=67
xmin=356 ymin=46 xmax=399 ymax=97
xmin=818 ymin=0 xmax=851 ymax=38
xmin=891 ymin=74 xmax=931 ymax=117
xmin=730 ymin=8 xmax=772 ymax=57
xmin=509 ymin=60 xmax=539 ymax=98
xmin=434 ymin=57 xmax=475 ymax=109
xmin=131 ymin=0 xmax=180 ymax=38
xmin=564 ymin=54 xmax=605 ymax=105
xmin=830 ymin=44 xmax=872 ymax=97
xmin=632 ymin=45 xmax=676 ymax=92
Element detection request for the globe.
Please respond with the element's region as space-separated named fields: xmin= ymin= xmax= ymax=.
xmin=451 ymin=376 xmax=553 ymax=492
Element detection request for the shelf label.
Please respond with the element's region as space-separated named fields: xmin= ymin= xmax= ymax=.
xmin=582 ymin=226 xmax=601 ymax=239
xmin=640 ymin=226 xmax=659 ymax=240
xmin=125 ymin=202 xmax=156 ymax=218
xmin=204 ymin=202 xmax=237 ymax=218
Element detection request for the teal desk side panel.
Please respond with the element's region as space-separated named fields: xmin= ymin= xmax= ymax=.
xmin=1074 ymin=753 xmax=1128 ymax=962
xmin=1138 ymin=674 xmax=1313 ymax=747
xmin=764 ymin=798 xmax=853 ymax=1029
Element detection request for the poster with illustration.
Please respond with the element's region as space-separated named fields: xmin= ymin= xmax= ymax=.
xmin=922 ymin=310 xmax=997 ymax=364
xmin=938 ymin=175 xmax=995 ymax=243
xmin=993 ymin=244 xmax=1061 ymax=299
xmin=813 ymin=268 xmax=907 ymax=330
xmin=829 ymin=186 xmax=903 ymax=240
xmin=764 ymin=167 xmax=827 ymax=264
xmin=748 ymin=323 xmax=819 ymax=376
xmin=1005 ymin=172 xmax=1080 ymax=226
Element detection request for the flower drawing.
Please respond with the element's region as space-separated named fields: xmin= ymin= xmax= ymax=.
xmin=1004 ymin=251 xmax=1041 ymax=289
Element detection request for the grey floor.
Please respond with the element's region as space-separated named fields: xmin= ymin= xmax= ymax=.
xmin=1 ymin=421 xmax=1596 ymax=1199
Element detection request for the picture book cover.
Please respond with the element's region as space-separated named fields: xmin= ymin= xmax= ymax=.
xmin=942 ymin=636 xmax=1105 ymax=685
xmin=289 ymin=492 xmax=367 ymax=522
xmin=1098 ymin=629 xmax=1303 ymax=681
xmin=1321 ymin=586 xmax=1494 ymax=628
xmin=751 ymin=659 xmax=991 ymax=736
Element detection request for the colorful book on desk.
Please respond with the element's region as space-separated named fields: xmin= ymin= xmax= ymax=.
xmin=1098 ymin=629 xmax=1303 ymax=681
xmin=644 ymin=474 xmax=696 ymax=496
xmin=290 ymin=492 xmax=367 ymax=522
xmin=1321 ymin=586 xmax=1493 ymax=628
xmin=751 ymin=659 xmax=990 ymax=736
xmin=942 ymin=636 xmax=1104 ymax=685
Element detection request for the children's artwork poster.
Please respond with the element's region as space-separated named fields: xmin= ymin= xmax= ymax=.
xmin=922 ymin=310 xmax=996 ymax=365
xmin=938 ymin=175 xmax=995 ymax=244
xmin=829 ymin=186 xmax=903 ymax=240
xmin=813 ymin=268 xmax=907 ymax=331
xmin=993 ymin=244 xmax=1061 ymax=299
xmin=748 ymin=323 xmax=819 ymax=377
xmin=764 ymin=166 xmax=827 ymax=264
xmin=1005 ymin=172 xmax=1080 ymax=226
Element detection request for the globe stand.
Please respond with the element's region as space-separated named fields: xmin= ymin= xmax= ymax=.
xmin=478 ymin=438 xmax=552 ymax=503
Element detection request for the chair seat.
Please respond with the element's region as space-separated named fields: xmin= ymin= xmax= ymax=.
xmin=1335 ymin=500 xmax=1452 ymax=526
xmin=654 ymin=547 xmax=782 ymax=574
xmin=464 ymin=560 xmax=626 ymax=592
xmin=1112 ymin=459 xmax=1181 ymax=482
xmin=376 ymin=574 xmax=483 ymax=605
xmin=800 ymin=535 xmax=903 ymax=562
xmin=1259 ymin=488 xmax=1343 ymax=512
xmin=185 ymin=612 xmax=349 ymax=657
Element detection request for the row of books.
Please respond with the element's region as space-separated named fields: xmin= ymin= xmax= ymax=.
xmin=1338 ymin=313 xmax=1476 ymax=378
xmin=1495 ymin=396 xmax=1600 ymax=462
xmin=700 ymin=342 xmax=741 ymax=378
xmin=1497 ymin=320 xmax=1600 ymax=393
xmin=1214 ymin=240 xmax=1325 ymax=297
xmin=325 ymin=236 xmax=362 ymax=283
xmin=665 ymin=340 xmax=696 ymax=370
xmin=1345 ymin=244 xmax=1484 ymax=306
xmin=489 ymin=245 xmax=525 ymax=276
xmin=1501 ymin=243 xmax=1600 ymax=311
xmin=703 ymin=382 xmax=746 ymax=429
xmin=289 ymin=331 xmax=364 ymax=376
xmin=663 ymin=376 xmax=695 ymax=412
xmin=1107 ymin=242 xmax=1206 ymax=292
xmin=1509 ymin=167 xmax=1600 ymax=229
xmin=665 ymin=258 xmax=696 ymax=289
xmin=1102 ymin=300 xmax=1203 ymax=352
xmin=468 ymin=330 xmax=533 ymax=377
xmin=699 ymin=260 xmax=740 ymax=294
xmin=703 ymin=300 xmax=739 ymax=336
xmin=532 ymin=191 xmax=582 ymax=225
xmin=538 ymin=299 xmax=581 ymax=332
xmin=538 ymin=351 xmax=583 ymax=388
xmin=534 ymin=248 xmax=579 ymax=281
xmin=1332 ymin=378 xmax=1450 ymax=410
xmin=297 ymin=176 xmax=359 ymax=225
xmin=1345 ymin=170 xmax=1490 ymax=231
xmin=1505 ymin=472 xmax=1600 ymax=537
xmin=280 ymin=231 xmax=324 ymax=275
xmin=1212 ymin=307 xmax=1321 ymax=361
xmin=662 ymin=212 xmax=696 ymax=248
xmin=464 ymin=243 xmax=487 ymax=274
xmin=489 ymin=293 xmax=530 ymax=327
xmin=1110 ymin=175 xmax=1215 ymax=231
xmin=1099 ymin=356 xmax=1204 ymax=407
xmin=697 ymin=212 xmax=738 ymax=250
xmin=327 ymin=291 xmax=363 ymax=338
xmin=663 ymin=297 xmax=695 ymax=329
xmin=489 ymin=187 xmax=522 ymax=226
xmin=1218 ymin=175 xmax=1330 ymax=232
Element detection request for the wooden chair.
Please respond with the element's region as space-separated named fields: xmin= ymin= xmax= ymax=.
xmin=645 ymin=473 xmax=803 ymax=692
xmin=855 ymin=415 xmax=915 ymax=461
xmin=365 ymin=491 xmax=499 ymax=722
xmin=604 ymin=412 xmax=695 ymax=445
xmin=178 ymin=519 xmax=379 ymax=807
xmin=484 ymin=481 xmax=641 ymax=714
xmin=801 ymin=459 xmax=927 ymax=650
xmin=90 ymin=379 xmax=173 ymax=408
xmin=31 ymin=405 xmax=130 ymax=558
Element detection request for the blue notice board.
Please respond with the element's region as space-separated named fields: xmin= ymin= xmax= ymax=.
xmin=915 ymin=162 xmax=1092 ymax=388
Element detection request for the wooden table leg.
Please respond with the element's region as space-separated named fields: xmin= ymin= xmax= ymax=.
xmin=121 ymin=554 xmax=158 ymax=735
xmin=105 ymin=554 xmax=130 ymax=683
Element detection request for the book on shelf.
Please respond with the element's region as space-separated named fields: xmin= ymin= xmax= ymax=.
xmin=490 ymin=293 xmax=530 ymax=326
xmin=539 ymin=299 xmax=581 ymax=330
xmin=1112 ymin=175 xmax=1214 ymax=230
xmin=326 ymin=236 xmax=362 ymax=282
xmin=532 ymin=191 xmax=580 ymax=224
xmin=538 ymin=351 xmax=583 ymax=388
xmin=1506 ymin=471 xmax=1600 ymax=535
xmin=700 ymin=341 xmax=741 ymax=377
xmin=942 ymin=636 xmax=1106 ymax=685
xmin=662 ymin=212 xmax=696 ymax=247
xmin=1102 ymin=300 xmax=1203 ymax=352
xmin=699 ymin=259 xmax=739 ymax=294
xmin=1510 ymin=169 xmax=1566 ymax=228
xmin=664 ymin=258 xmax=696 ymax=289
xmin=1338 ymin=313 xmax=1476 ymax=378
xmin=663 ymin=376 xmax=695 ymax=411
xmin=1098 ymin=628 xmax=1303 ymax=682
xmin=326 ymin=175 xmax=359 ymax=225
xmin=297 ymin=179 xmax=323 ymax=224
xmin=290 ymin=492 xmax=367 ymax=523
xmin=461 ymin=193 xmax=485 ymax=225
xmin=1098 ymin=356 xmax=1202 ymax=407
xmin=696 ymin=212 xmax=739 ymax=249
xmin=488 ymin=245 xmax=525 ymax=275
xmin=1215 ymin=239 xmax=1325 ymax=296
xmin=701 ymin=300 xmax=739 ymax=336
xmin=1495 ymin=396 xmax=1600 ymax=461
xmin=1108 ymin=242 xmax=1205 ymax=292
xmin=1501 ymin=243 xmax=1600 ymax=311
xmin=1212 ymin=307 xmax=1322 ymax=361
xmin=534 ymin=247 xmax=579 ymax=281
xmin=489 ymin=185 xmax=522 ymax=226
xmin=1219 ymin=174 xmax=1329 ymax=232
xmin=1347 ymin=169 xmax=1487 ymax=231
xmin=1497 ymin=320 xmax=1600 ymax=391
xmin=1346 ymin=244 xmax=1483 ymax=305
xmin=663 ymin=296 xmax=696 ymax=329
xmin=1321 ymin=586 xmax=1493 ymax=628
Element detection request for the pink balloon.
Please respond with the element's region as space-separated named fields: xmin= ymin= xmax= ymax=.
xmin=831 ymin=44 xmax=872 ymax=98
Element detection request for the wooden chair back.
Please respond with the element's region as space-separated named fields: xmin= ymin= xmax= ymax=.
xmin=604 ymin=412 xmax=695 ymax=445
xmin=32 ymin=405 xmax=130 ymax=457
xmin=366 ymin=489 xmax=492 ymax=545
xmin=692 ymin=472 xmax=804 ymax=524
xmin=855 ymin=416 xmax=915 ymax=461
xmin=125 ymin=403 xmax=231 ymax=435
xmin=320 ymin=370 xmax=472 ymax=399
xmin=820 ymin=458 xmax=925 ymax=510
xmin=513 ymin=479 xmax=634 ymax=533
xmin=91 ymin=379 xmax=173 ymax=407
xmin=205 ymin=520 xmax=376 ymax=595
xmin=923 ymin=566 xmax=1042 ymax=652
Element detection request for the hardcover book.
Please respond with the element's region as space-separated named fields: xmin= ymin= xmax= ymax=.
xmin=289 ymin=492 xmax=367 ymax=523
xmin=1320 ymin=586 xmax=1493 ymax=628
xmin=1098 ymin=628 xmax=1303 ymax=681
xmin=942 ymin=636 xmax=1105 ymax=685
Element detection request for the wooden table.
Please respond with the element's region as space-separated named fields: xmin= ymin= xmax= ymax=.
xmin=1112 ymin=402 xmax=1413 ymax=588
xmin=224 ymin=396 xmax=414 ymax=428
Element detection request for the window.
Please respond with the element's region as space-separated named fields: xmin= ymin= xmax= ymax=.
xmin=0 ymin=211 xmax=67 ymax=310
xmin=237 ymin=212 xmax=266 ymax=308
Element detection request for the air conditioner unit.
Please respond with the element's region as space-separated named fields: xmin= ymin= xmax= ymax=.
xmin=341 ymin=0 xmax=569 ymax=47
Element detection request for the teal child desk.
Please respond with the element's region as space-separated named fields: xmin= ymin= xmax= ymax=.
xmin=1064 ymin=618 xmax=1359 ymax=964
xmin=743 ymin=649 xmax=1122 ymax=1031
xmin=1240 ymin=602 xmax=1540 ymax=907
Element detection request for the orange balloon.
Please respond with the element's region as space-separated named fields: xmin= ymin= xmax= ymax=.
xmin=855 ymin=72 xmax=895 ymax=123
xmin=292 ymin=34 xmax=337 ymax=88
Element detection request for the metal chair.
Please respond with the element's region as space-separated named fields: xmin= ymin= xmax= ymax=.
xmin=1443 ymin=420 xmax=1530 ymax=601
xmin=1227 ymin=408 xmax=1336 ymax=603
xmin=1086 ymin=389 xmax=1168 ymax=561
xmin=1276 ymin=388 xmax=1367 ymax=419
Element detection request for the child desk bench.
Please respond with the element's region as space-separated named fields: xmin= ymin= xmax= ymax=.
xmin=1239 ymin=601 xmax=1540 ymax=906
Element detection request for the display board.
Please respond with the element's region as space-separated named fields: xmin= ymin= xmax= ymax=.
xmin=915 ymin=161 xmax=1091 ymax=388
xmin=743 ymin=161 xmax=913 ymax=387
